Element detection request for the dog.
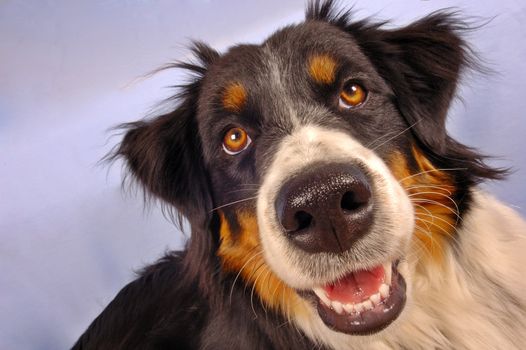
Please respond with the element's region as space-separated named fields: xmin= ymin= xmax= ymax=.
xmin=73 ymin=1 xmax=526 ymax=349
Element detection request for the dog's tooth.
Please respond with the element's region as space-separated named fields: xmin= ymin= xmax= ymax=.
xmin=343 ymin=303 xmax=355 ymax=314
xmin=331 ymin=300 xmax=344 ymax=314
xmin=312 ymin=287 xmax=324 ymax=297
xmin=370 ymin=292 xmax=381 ymax=305
xmin=379 ymin=283 xmax=390 ymax=298
xmin=354 ymin=302 xmax=365 ymax=313
xmin=313 ymin=287 xmax=331 ymax=307
xmin=362 ymin=300 xmax=374 ymax=311
xmin=383 ymin=262 xmax=392 ymax=285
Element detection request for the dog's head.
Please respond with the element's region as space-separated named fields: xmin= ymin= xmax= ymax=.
xmin=113 ymin=1 xmax=502 ymax=345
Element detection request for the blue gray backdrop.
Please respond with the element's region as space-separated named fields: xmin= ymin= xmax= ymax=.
xmin=1 ymin=1 xmax=525 ymax=349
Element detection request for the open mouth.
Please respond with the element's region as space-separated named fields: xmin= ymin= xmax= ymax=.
xmin=307 ymin=261 xmax=406 ymax=335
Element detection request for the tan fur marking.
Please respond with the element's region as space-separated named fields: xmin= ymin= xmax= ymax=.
xmin=388 ymin=147 xmax=459 ymax=261
xmin=217 ymin=211 xmax=306 ymax=318
xmin=308 ymin=54 xmax=337 ymax=84
xmin=222 ymin=82 xmax=247 ymax=113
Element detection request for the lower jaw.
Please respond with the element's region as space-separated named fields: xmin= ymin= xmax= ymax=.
xmin=301 ymin=263 xmax=407 ymax=335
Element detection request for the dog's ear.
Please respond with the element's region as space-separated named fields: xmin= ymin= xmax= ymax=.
xmin=352 ymin=12 xmax=506 ymax=180
xmin=118 ymin=102 xmax=211 ymax=224
xmin=354 ymin=12 xmax=472 ymax=153
xmin=112 ymin=43 xmax=220 ymax=226
xmin=307 ymin=2 xmax=470 ymax=151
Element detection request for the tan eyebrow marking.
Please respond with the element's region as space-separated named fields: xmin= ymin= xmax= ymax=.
xmin=222 ymin=82 xmax=247 ymax=113
xmin=308 ymin=54 xmax=338 ymax=84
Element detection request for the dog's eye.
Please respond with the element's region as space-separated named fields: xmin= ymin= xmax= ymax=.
xmin=222 ymin=127 xmax=252 ymax=155
xmin=339 ymin=81 xmax=367 ymax=109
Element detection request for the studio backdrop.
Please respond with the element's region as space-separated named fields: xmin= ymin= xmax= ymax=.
xmin=1 ymin=1 xmax=525 ymax=349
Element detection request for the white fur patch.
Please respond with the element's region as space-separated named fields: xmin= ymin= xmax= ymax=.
xmin=256 ymin=125 xmax=414 ymax=346
xmin=255 ymin=125 xmax=526 ymax=349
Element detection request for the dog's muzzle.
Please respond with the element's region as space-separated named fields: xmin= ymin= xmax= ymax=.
xmin=275 ymin=162 xmax=374 ymax=254
xmin=272 ymin=162 xmax=407 ymax=335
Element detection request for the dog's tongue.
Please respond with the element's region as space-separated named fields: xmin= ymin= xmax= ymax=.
xmin=323 ymin=266 xmax=385 ymax=304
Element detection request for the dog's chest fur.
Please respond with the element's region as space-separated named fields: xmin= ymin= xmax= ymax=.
xmin=383 ymin=192 xmax=526 ymax=350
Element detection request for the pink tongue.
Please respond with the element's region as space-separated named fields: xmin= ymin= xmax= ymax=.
xmin=323 ymin=265 xmax=385 ymax=304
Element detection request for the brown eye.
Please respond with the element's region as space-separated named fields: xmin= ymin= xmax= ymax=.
xmin=222 ymin=127 xmax=252 ymax=155
xmin=339 ymin=81 xmax=367 ymax=109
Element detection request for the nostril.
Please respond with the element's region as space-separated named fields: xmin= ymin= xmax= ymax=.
xmin=294 ymin=210 xmax=313 ymax=231
xmin=341 ymin=191 xmax=367 ymax=212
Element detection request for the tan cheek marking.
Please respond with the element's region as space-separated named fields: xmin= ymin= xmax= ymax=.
xmin=388 ymin=147 xmax=458 ymax=262
xmin=217 ymin=211 xmax=306 ymax=318
xmin=222 ymin=82 xmax=247 ymax=113
xmin=308 ymin=54 xmax=337 ymax=84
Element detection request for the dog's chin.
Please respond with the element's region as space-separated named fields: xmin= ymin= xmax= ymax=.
xmin=299 ymin=261 xmax=406 ymax=335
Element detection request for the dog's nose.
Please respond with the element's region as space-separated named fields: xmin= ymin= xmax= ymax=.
xmin=275 ymin=163 xmax=373 ymax=254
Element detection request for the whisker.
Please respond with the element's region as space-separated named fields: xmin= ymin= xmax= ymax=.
xmin=231 ymin=184 xmax=260 ymax=189
xmin=225 ymin=188 xmax=258 ymax=195
xmin=417 ymin=212 xmax=459 ymax=234
xmin=282 ymin=283 xmax=289 ymax=323
xmin=404 ymin=243 xmax=427 ymax=262
xmin=405 ymin=184 xmax=454 ymax=195
xmin=408 ymin=190 xmax=455 ymax=200
xmin=409 ymin=190 xmax=460 ymax=215
xmin=406 ymin=183 xmax=455 ymax=189
xmin=415 ymin=215 xmax=432 ymax=233
xmin=250 ymin=264 xmax=268 ymax=319
xmin=398 ymin=168 xmax=467 ymax=184
xmin=410 ymin=196 xmax=462 ymax=223
xmin=229 ymin=250 xmax=262 ymax=306
xmin=413 ymin=203 xmax=435 ymax=225
xmin=417 ymin=211 xmax=464 ymax=248
xmin=210 ymin=196 xmax=259 ymax=212
xmin=269 ymin=277 xmax=283 ymax=314
xmin=259 ymin=269 xmax=273 ymax=317
xmin=370 ymin=120 xmax=420 ymax=151
xmin=413 ymin=223 xmax=439 ymax=258
xmin=365 ymin=130 xmax=399 ymax=149
xmin=403 ymin=235 xmax=427 ymax=261
xmin=416 ymin=217 xmax=458 ymax=239
xmin=419 ymin=218 xmax=459 ymax=247
xmin=277 ymin=320 xmax=292 ymax=329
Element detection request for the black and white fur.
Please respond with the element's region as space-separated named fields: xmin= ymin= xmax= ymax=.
xmin=73 ymin=1 xmax=526 ymax=349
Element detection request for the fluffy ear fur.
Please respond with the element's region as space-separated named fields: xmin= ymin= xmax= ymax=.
xmin=117 ymin=103 xmax=211 ymax=223
xmin=362 ymin=14 xmax=469 ymax=151
xmin=111 ymin=42 xmax=220 ymax=226
xmin=307 ymin=0 xmax=505 ymax=181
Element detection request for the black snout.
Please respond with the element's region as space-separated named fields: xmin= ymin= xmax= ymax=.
xmin=275 ymin=163 xmax=373 ymax=254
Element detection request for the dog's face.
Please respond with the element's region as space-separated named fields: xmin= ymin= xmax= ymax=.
xmin=200 ymin=20 xmax=415 ymax=335
xmin=115 ymin=2 xmax=501 ymax=346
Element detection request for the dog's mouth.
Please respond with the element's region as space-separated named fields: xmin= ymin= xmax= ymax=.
xmin=304 ymin=260 xmax=406 ymax=335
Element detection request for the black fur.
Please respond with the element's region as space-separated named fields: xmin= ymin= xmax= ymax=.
xmin=73 ymin=1 xmax=503 ymax=348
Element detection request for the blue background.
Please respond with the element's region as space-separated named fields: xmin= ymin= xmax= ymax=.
xmin=1 ymin=1 xmax=525 ymax=349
